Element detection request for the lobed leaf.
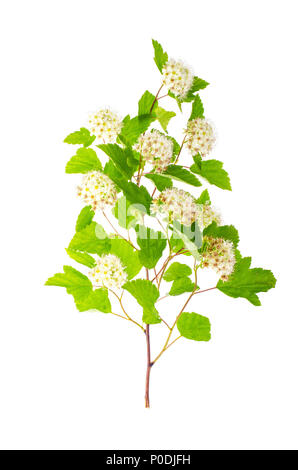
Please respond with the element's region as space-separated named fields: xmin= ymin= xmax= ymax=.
xmin=65 ymin=148 xmax=102 ymax=174
xmin=163 ymin=262 xmax=192 ymax=281
xmin=68 ymin=222 xmax=111 ymax=255
xmin=136 ymin=226 xmax=167 ymax=269
xmin=152 ymin=39 xmax=168 ymax=73
xmin=203 ymin=222 xmax=240 ymax=247
xmin=190 ymin=159 xmax=232 ymax=190
xmin=169 ymin=277 xmax=195 ymax=296
xmin=217 ymin=255 xmax=276 ymax=306
xmin=123 ymin=279 xmax=161 ymax=324
xmin=64 ymin=127 xmax=95 ymax=147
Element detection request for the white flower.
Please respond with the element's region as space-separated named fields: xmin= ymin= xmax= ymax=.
xmin=162 ymin=59 xmax=193 ymax=98
xmin=133 ymin=131 xmax=173 ymax=173
xmin=198 ymin=203 xmax=221 ymax=230
xmin=88 ymin=109 xmax=122 ymax=143
xmin=88 ymin=254 xmax=127 ymax=290
xmin=151 ymin=188 xmax=200 ymax=226
xmin=77 ymin=171 xmax=117 ymax=211
xmin=201 ymin=237 xmax=235 ymax=282
xmin=185 ymin=118 xmax=215 ymax=157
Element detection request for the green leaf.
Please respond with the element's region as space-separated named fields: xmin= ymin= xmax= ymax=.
xmin=45 ymin=266 xmax=111 ymax=313
xmin=189 ymin=76 xmax=209 ymax=93
xmin=190 ymin=159 xmax=232 ymax=190
xmin=64 ymin=127 xmax=95 ymax=147
xmin=98 ymin=144 xmax=136 ymax=179
xmin=163 ymin=262 xmax=192 ymax=281
xmin=65 ymin=147 xmax=102 ymax=174
xmin=45 ymin=265 xmax=91 ymax=295
xmin=113 ymin=196 xmax=140 ymax=229
xmin=123 ymin=279 xmax=161 ymax=324
xmin=152 ymin=39 xmax=168 ymax=73
xmin=172 ymin=222 xmax=202 ymax=260
xmin=103 ymin=160 xmax=127 ymax=189
xmin=75 ymin=288 xmax=111 ymax=313
xmin=68 ymin=222 xmax=111 ymax=255
xmin=155 ymin=106 xmax=176 ymax=132
xmin=165 ymin=165 xmax=202 ymax=187
xmin=110 ymin=238 xmax=142 ymax=280
xmin=138 ymin=91 xmax=156 ymax=115
xmin=118 ymin=182 xmax=152 ymax=214
xmin=145 ymin=173 xmax=173 ymax=191
xmin=75 ymin=205 xmax=95 ymax=232
xmin=189 ymin=95 xmax=204 ymax=120
xmin=66 ymin=248 xmax=96 ymax=268
xmin=177 ymin=312 xmax=211 ymax=341
xmin=119 ymin=115 xmax=156 ymax=145
xmin=196 ymin=189 xmax=211 ymax=205
xmin=169 ymin=277 xmax=195 ymax=296
xmin=217 ymin=256 xmax=276 ymax=306
xmin=136 ymin=226 xmax=167 ymax=269
xmin=203 ymin=222 xmax=239 ymax=247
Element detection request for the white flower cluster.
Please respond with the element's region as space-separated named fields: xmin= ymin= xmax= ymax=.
xmin=202 ymin=237 xmax=235 ymax=282
xmin=151 ymin=188 xmax=200 ymax=226
xmin=88 ymin=109 xmax=122 ymax=143
xmin=134 ymin=131 xmax=173 ymax=173
xmin=88 ymin=254 xmax=127 ymax=290
xmin=77 ymin=171 xmax=117 ymax=211
xmin=185 ymin=118 xmax=215 ymax=157
xmin=199 ymin=203 xmax=221 ymax=230
xmin=162 ymin=59 xmax=193 ymax=98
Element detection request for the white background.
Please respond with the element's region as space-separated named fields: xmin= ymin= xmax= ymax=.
xmin=0 ymin=0 xmax=297 ymax=450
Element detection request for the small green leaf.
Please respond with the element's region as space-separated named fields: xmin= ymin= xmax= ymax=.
xmin=75 ymin=206 xmax=95 ymax=232
xmin=123 ymin=279 xmax=161 ymax=324
xmin=145 ymin=173 xmax=173 ymax=191
xmin=172 ymin=222 xmax=202 ymax=260
xmin=98 ymin=144 xmax=136 ymax=179
xmin=196 ymin=189 xmax=211 ymax=205
xmin=163 ymin=262 xmax=192 ymax=281
xmin=136 ymin=226 xmax=167 ymax=269
xmin=203 ymin=222 xmax=239 ymax=247
xmin=138 ymin=91 xmax=156 ymax=115
xmin=65 ymin=147 xmax=102 ymax=174
xmin=190 ymin=159 xmax=231 ymax=191
xmin=66 ymin=248 xmax=96 ymax=268
xmin=189 ymin=95 xmax=204 ymax=120
xmin=177 ymin=312 xmax=211 ymax=341
xmin=75 ymin=288 xmax=111 ymax=313
xmin=152 ymin=39 xmax=168 ymax=73
xmin=110 ymin=238 xmax=142 ymax=280
xmin=64 ymin=127 xmax=95 ymax=147
xmin=165 ymin=165 xmax=202 ymax=187
xmin=68 ymin=222 xmax=111 ymax=255
xmin=189 ymin=77 xmax=209 ymax=93
xmin=169 ymin=277 xmax=195 ymax=296
xmin=155 ymin=106 xmax=176 ymax=132
xmin=217 ymin=255 xmax=276 ymax=306
xmin=119 ymin=115 xmax=156 ymax=145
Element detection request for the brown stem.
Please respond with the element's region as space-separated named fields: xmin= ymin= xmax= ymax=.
xmin=150 ymin=84 xmax=163 ymax=113
xmin=145 ymin=268 xmax=152 ymax=408
xmin=174 ymin=135 xmax=186 ymax=164
xmin=145 ymin=324 xmax=152 ymax=408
